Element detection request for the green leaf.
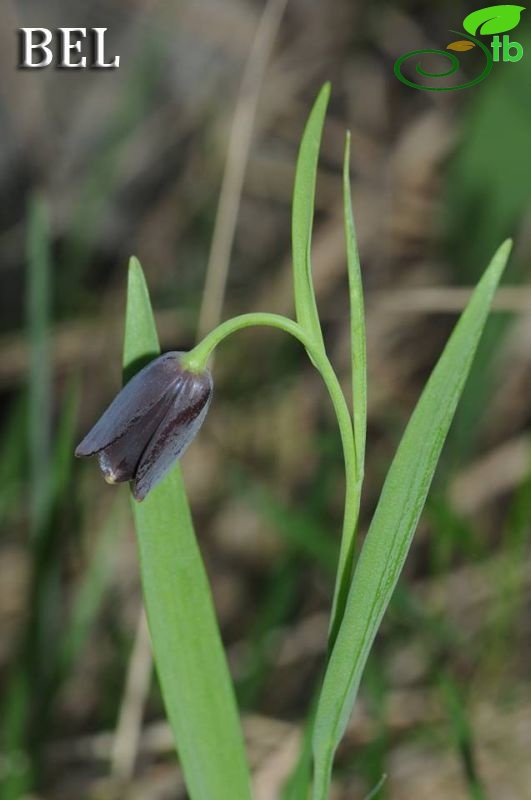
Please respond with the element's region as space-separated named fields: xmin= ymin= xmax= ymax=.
xmin=26 ymin=194 xmax=52 ymax=537
xmin=439 ymin=674 xmax=486 ymax=800
xmin=124 ymin=258 xmax=252 ymax=800
xmin=363 ymin=774 xmax=388 ymax=800
xmin=0 ymin=396 xmax=27 ymax=524
xmin=292 ymin=83 xmax=330 ymax=352
xmin=281 ymin=711 xmax=315 ymax=800
xmin=343 ymin=132 xmax=367 ymax=481
xmin=327 ymin=134 xmax=368 ymax=648
xmin=123 ymin=257 xmax=159 ymax=376
xmin=311 ymin=240 xmax=512 ymax=799
xmin=463 ymin=5 xmax=525 ymax=36
xmin=57 ymin=496 xmax=125 ymax=680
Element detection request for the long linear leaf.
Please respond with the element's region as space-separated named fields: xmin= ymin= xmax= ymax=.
xmin=343 ymin=132 xmax=366 ymax=477
xmin=124 ymin=258 xmax=252 ymax=800
xmin=328 ymin=133 xmax=368 ymax=645
xmin=292 ymin=83 xmax=330 ymax=351
xmin=312 ymin=240 xmax=512 ymax=799
xmin=57 ymin=496 xmax=126 ymax=681
xmin=26 ymin=195 xmax=52 ymax=536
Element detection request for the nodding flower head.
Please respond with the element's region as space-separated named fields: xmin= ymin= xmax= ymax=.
xmin=75 ymin=352 xmax=212 ymax=501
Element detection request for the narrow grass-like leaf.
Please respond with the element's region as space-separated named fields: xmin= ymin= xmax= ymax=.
xmin=312 ymin=240 xmax=512 ymax=799
xmin=50 ymin=378 xmax=80 ymax=510
xmin=57 ymin=497 xmax=126 ymax=681
xmin=328 ymin=133 xmax=368 ymax=646
xmin=0 ymin=396 xmax=27 ymax=524
xmin=343 ymin=132 xmax=366 ymax=477
xmin=363 ymin=774 xmax=388 ymax=800
xmin=292 ymin=83 xmax=330 ymax=351
xmin=1 ymin=199 xmax=54 ymax=800
xmin=125 ymin=258 xmax=252 ymax=800
xmin=281 ymin=699 xmax=318 ymax=800
xmin=0 ymin=670 xmax=33 ymax=799
xmin=26 ymin=195 xmax=52 ymax=536
xmin=439 ymin=674 xmax=486 ymax=800
xmin=281 ymin=739 xmax=312 ymax=800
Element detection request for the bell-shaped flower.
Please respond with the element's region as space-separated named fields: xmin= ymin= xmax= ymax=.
xmin=75 ymin=352 xmax=212 ymax=500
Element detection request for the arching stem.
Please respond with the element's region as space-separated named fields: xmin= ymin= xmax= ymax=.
xmin=183 ymin=313 xmax=358 ymax=649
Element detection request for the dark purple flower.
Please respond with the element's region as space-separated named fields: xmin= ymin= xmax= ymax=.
xmin=75 ymin=352 xmax=212 ymax=501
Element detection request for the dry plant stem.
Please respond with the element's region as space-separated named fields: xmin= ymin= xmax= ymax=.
xmin=197 ymin=0 xmax=288 ymax=341
xmin=110 ymin=609 xmax=153 ymax=781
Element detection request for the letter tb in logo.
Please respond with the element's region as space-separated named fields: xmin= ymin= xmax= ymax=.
xmin=491 ymin=33 xmax=524 ymax=60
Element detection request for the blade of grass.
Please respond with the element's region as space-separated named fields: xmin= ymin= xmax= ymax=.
xmin=344 ymin=132 xmax=367 ymax=477
xmin=0 ymin=670 xmax=33 ymax=800
xmin=440 ymin=674 xmax=486 ymax=800
xmin=56 ymin=496 xmax=126 ymax=681
xmin=328 ymin=132 xmax=367 ymax=647
xmin=312 ymin=240 xmax=512 ymax=799
xmin=363 ymin=774 xmax=388 ymax=800
xmin=292 ymin=83 xmax=330 ymax=352
xmin=0 ymin=198 xmax=54 ymax=800
xmin=0 ymin=396 xmax=27 ymax=525
xmin=49 ymin=378 xmax=80 ymax=508
xmin=22 ymin=379 xmax=81 ymax=771
xmin=26 ymin=195 xmax=52 ymax=536
xmin=124 ymin=258 xmax=252 ymax=800
xmin=281 ymin=702 xmax=317 ymax=800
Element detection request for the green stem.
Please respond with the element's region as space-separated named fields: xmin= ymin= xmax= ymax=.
xmin=183 ymin=313 xmax=306 ymax=371
xmin=184 ymin=313 xmax=358 ymax=624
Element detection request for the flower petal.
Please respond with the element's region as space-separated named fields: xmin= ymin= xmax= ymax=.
xmin=132 ymin=372 xmax=213 ymax=501
xmin=96 ymin=391 xmax=175 ymax=484
xmin=75 ymin=352 xmax=185 ymax=457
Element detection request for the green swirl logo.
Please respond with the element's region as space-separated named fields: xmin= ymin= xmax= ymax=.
xmin=394 ymin=5 xmax=525 ymax=91
xmin=394 ymin=31 xmax=493 ymax=91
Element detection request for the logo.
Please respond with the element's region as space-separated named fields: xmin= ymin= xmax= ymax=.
xmin=18 ymin=27 xmax=120 ymax=70
xmin=394 ymin=4 xmax=525 ymax=90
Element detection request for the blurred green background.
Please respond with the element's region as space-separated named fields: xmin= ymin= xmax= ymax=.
xmin=0 ymin=1 xmax=530 ymax=798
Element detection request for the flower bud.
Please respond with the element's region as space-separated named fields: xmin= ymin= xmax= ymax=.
xmin=75 ymin=352 xmax=212 ymax=500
